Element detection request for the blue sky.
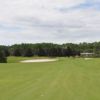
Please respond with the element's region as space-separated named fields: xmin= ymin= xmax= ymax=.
xmin=0 ymin=0 xmax=100 ymax=45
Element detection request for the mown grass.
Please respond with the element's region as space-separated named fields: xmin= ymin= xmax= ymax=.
xmin=0 ymin=57 xmax=100 ymax=100
xmin=7 ymin=56 xmax=52 ymax=63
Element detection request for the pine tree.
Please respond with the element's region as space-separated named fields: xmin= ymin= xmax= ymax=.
xmin=13 ymin=49 xmax=21 ymax=56
xmin=24 ymin=48 xmax=33 ymax=57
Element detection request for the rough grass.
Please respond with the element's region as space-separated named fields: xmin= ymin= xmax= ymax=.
xmin=0 ymin=57 xmax=100 ymax=100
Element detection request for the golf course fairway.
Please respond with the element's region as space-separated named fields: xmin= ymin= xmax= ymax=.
xmin=0 ymin=57 xmax=100 ymax=100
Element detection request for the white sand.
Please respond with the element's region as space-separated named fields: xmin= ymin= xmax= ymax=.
xmin=84 ymin=58 xmax=93 ymax=60
xmin=20 ymin=59 xmax=58 ymax=63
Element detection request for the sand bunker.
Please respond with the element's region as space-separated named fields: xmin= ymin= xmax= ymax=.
xmin=20 ymin=59 xmax=58 ymax=63
xmin=84 ymin=58 xmax=93 ymax=60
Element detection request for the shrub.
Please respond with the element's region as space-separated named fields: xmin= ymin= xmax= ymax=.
xmin=0 ymin=50 xmax=7 ymax=63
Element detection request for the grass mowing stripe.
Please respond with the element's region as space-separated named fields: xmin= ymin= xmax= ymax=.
xmin=0 ymin=58 xmax=100 ymax=100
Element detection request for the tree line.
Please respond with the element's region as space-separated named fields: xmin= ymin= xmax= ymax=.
xmin=0 ymin=42 xmax=100 ymax=63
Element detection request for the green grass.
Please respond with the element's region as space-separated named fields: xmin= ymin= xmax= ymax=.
xmin=7 ymin=56 xmax=52 ymax=63
xmin=0 ymin=57 xmax=100 ymax=100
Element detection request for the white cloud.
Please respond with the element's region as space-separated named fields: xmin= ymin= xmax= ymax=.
xmin=0 ymin=0 xmax=100 ymax=45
